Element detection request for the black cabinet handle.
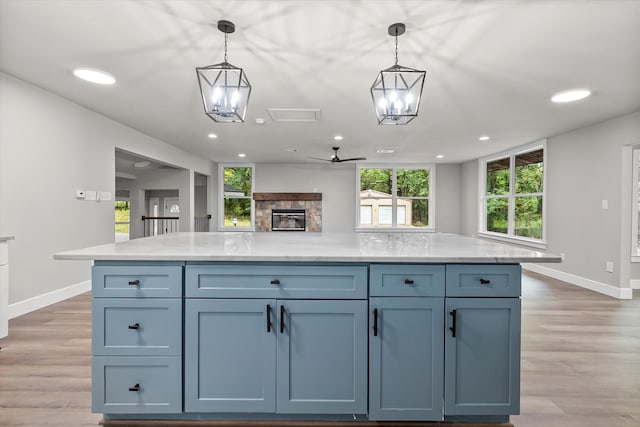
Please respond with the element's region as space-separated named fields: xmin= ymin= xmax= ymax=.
xmin=480 ymin=278 xmax=491 ymax=285
xmin=266 ymin=304 xmax=272 ymax=333
xmin=128 ymin=383 xmax=140 ymax=392
xmin=280 ymin=305 xmax=285 ymax=333
xmin=449 ymin=310 xmax=457 ymax=337
xmin=128 ymin=279 xmax=140 ymax=286
xmin=404 ymin=279 xmax=414 ymax=285
xmin=270 ymin=279 xmax=280 ymax=285
xmin=373 ymin=308 xmax=379 ymax=337
xmin=128 ymin=323 xmax=140 ymax=330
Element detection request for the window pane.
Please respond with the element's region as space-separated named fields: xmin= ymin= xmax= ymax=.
xmin=515 ymin=196 xmax=542 ymax=239
xmin=486 ymin=158 xmax=510 ymax=195
xmin=224 ymin=198 xmax=251 ymax=227
xmin=360 ymin=168 xmax=392 ymax=194
xmin=114 ymin=200 xmax=130 ymax=235
xmin=224 ymin=167 xmax=252 ymax=197
xmin=397 ymin=169 xmax=429 ymax=197
xmin=408 ymin=199 xmax=429 ymax=228
xmin=360 ymin=205 xmax=372 ymax=225
xmin=486 ymin=198 xmax=508 ymax=234
xmin=515 ymin=149 xmax=543 ymax=194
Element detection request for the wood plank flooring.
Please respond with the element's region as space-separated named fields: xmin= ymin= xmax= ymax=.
xmin=0 ymin=272 xmax=638 ymax=427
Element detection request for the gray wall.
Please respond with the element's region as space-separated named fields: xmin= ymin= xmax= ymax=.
xmin=255 ymin=163 xmax=463 ymax=234
xmin=0 ymin=73 xmax=213 ymax=306
xmin=457 ymin=111 xmax=640 ymax=290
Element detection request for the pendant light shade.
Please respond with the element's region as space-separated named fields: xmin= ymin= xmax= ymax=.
xmin=196 ymin=20 xmax=251 ymax=123
xmin=370 ymin=23 xmax=426 ymax=125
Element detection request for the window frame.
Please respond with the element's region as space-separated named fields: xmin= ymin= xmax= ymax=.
xmin=632 ymin=147 xmax=640 ymax=261
xmin=478 ymin=140 xmax=547 ymax=248
xmin=355 ymin=163 xmax=436 ymax=232
xmin=218 ymin=163 xmax=255 ymax=231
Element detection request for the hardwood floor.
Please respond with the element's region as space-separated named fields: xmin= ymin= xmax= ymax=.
xmin=0 ymin=272 xmax=638 ymax=427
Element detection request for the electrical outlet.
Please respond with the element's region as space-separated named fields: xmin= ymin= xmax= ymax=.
xmin=75 ymin=190 xmax=86 ymax=199
xmin=601 ymin=199 xmax=609 ymax=209
xmin=606 ymin=261 xmax=614 ymax=273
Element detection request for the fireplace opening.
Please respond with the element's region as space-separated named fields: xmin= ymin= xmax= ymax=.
xmin=272 ymin=209 xmax=306 ymax=231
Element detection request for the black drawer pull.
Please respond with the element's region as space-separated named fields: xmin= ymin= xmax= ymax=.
xmin=280 ymin=305 xmax=285 ymax=334
xmin=128 ymin=323 xmax=140 ymax=330
xmin=449 ymin=310 xmax=457 ymax=338
xmin=404 ymin=279 xmax=414 ymax=285
xmin=479 ymin=278 xmax=491 ymax=285
xmin=128 ymin=279 xmax=140 ymax=286
xmin=266 ymin=304 xmax=272 ymax=333
xmin=270 ymin=279 xmax=280 ymax=285
xmin=128 ymin=384 xmax=140 ymax=392
xmin=373 ymin=308 xmax=379 ymax=337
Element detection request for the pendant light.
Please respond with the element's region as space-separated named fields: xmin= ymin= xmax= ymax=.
xmin=196 ymin=20 xmax=252 ymax=123
xmin=370 ymin=23 xmax=426 ymax=125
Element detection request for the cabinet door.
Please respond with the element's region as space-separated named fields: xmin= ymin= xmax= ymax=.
xmin=369 ymin=298 xmax=444 ymax=421
xmin=184 ymin=299 xmax=276 ymax=412
xmin=445 ymin=298 xmax=521 ymax=416
xmin=276 ymin=300 xmax=367 ymax=414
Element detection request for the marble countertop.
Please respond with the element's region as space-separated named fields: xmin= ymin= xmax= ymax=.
xmin=54 ymin=232 xmax=561 ymax=264
xmin=0 ymin=235 xmax=15 ymax=242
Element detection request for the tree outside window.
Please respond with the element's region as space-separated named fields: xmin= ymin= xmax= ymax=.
xmin=358 ymin=166 xmax=432 ymax=230
xmin=220 ymin=165 xmax=254 ymax=229
xmin=482 ymin=146 xmax=545 ymax=242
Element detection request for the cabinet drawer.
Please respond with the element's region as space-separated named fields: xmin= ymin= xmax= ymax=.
xmin=370 ymin=264 xmax=445 ymax=297
xmin=446 ymin=264 xmax=521 ymax=297
xmin=92 ymin=299 xmax=182 ymax=356
xmin=185 ymin=263 xmax=367 ymax=299
xmin=92 ymin=356 xmax=181 ymax=414
xmin=92 ymin=265 xmax=182 ymax=298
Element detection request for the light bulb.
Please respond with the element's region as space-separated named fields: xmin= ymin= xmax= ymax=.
xmin=212 ymin=87 xmax=221 ymax=103
xmin=405 ymin=93 xmax=413 ymax=104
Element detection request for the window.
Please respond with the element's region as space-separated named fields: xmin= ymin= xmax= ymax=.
xmin=114 ymin=200 xmax=130 ymax=242
xmin=218 ymin=164 xmax=254 ymax=230
xmin=357 ymin=165 xmax=434 ymax=230
xmin=480 ymin=142 xmax=546 ymax=245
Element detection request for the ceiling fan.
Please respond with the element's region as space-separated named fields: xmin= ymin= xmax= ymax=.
xmin=308 ymin=146 xmax=367 ymax=163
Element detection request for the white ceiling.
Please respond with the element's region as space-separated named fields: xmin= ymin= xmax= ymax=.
xmin=1 ymin=0 xmax=639 ymax=165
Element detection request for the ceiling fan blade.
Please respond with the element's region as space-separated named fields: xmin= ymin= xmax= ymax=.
xmin=307 ymin=156 xmax=334 ymax=162
xmin=337 ymin=157 xmax=367 ymax=162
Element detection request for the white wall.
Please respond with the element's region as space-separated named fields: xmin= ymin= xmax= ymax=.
xmin=0 ymin=73 xmax=213 ymax=313
xmin=255 ymin=163 xmax=463 ymax=234
xmin=255 ymin=163 xmax=355 ymax=232
xmin=460 ymin=160 xmax=479 ymax=236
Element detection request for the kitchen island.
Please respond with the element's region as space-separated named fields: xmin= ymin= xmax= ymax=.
xmin=55 ymin=232 xmax=560 ymax=425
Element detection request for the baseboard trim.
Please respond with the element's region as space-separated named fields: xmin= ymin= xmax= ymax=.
xmin=631 ymin=279 xmax=640 ymax=290
xmin=522 ymin=263 xmax=633 ymax=299
xmin=8 ymin=280 xmax=91 ymax=319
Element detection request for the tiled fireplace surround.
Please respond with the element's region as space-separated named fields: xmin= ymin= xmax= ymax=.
xmin=253 ymin=193 xmax=322 ymax=232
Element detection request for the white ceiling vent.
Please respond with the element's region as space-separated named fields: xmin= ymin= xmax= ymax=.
xmin=267 ymin=108 xmax=321 ymax=123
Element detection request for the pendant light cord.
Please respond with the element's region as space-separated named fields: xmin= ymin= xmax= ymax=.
xmin=224 ymin=31 xmax=228 ymax=63
xmin=394 ymin=29 xmax=399 ymax=66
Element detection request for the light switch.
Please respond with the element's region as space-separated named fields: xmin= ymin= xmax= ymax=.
xmin=601 ymin=199 xmax=608 ymax=209
xmin=99 ymin=191 xmax=112 ymax=201
xmin=75 ymin=190 xmax=86 ymax=199
xmin=85 ymin=191 xmax=97 ymax=201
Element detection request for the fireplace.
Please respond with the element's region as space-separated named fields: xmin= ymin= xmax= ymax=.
xmin=272 ymin=209 xmax=306 ymax=231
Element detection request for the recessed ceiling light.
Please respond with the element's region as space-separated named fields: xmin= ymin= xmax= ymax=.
xmin=133 ymin=161 xmax=150 ymax=168
xmin=255 ymin=118 xmax=265 ymax=125
xmin=73 ymin=68 xmax=116 ymax=85
xmin=479 ymin=136 xmax=491 ymax=141
xmin=238 ymin=153 xmax=246 ymax=158
xmin=334 ymin=135 xmax=343 ymax=141
xmin=436 ymin=154 xmax=444 ymax=159
xmin=551 ymin=88 xmax=592 ymax=103
xmin=207 ymin=133 xmax=217 ymax=139
xmin=376 ymin=149 xmax=395 ymax=154
xmin=284 ymin=148 xmax=298 ymax=152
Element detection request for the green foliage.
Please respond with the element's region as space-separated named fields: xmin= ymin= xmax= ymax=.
xmin=224 ymin=167 xmax=252 ymax=195
xmin=360 ymin=168 xmax=392 ymax=193
xmin=114 ymin=201 xmax=130 ymax=234
xmin=223 ymin=167 xmax=252 ymax=224
xmin=516 ymin=162 xmax=543 ymax=194
xmin=397 ymin=169 xmax=429 ymax=197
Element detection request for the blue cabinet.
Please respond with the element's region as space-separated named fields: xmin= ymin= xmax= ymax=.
xmin=184 ymin=298 xmax=367 ymax=415
xmin=276 ymin=299 xmax=367 ymax=414
xmin=444 ymin=298 xmax=521 ymax=416
xmin=369 ymin=297 xmax=444 ymax=421
xmin=184 ymin=299 xmax=276 ymax=413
